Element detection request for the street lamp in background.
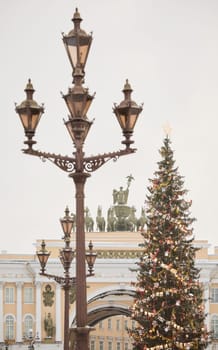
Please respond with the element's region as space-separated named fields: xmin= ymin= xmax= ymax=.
xmin=15 ymin=8 xmax=143 ymax=350
xmin=22 ymin=329 xmax=40 ymax=350
xmin=36 ymin=206 xmax=96 ymax=350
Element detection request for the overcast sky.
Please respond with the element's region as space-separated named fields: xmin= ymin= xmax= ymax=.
xmin=1 ymin=0 xmax=218 ymax=253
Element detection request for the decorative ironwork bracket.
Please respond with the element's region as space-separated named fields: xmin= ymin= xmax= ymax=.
xmin=23 ymin=147 xmax=136 ymax=173
xmin=40 ymin=272 xmax=76 ymax=287
xmin=40 ymin=272 xmax=95 ymax=287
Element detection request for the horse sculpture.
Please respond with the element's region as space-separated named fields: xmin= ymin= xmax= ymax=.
xmin=96 ymin=206 xmax=106 ymax=232
xmin=127 ymin=206 xmax=137 ymax=232
xmin=136 ymin=207 xmax=147 ymax=231
xmin=71 ymin=213 xmax=76 ymax=232
xmin=84 ymin=207 xmax=94 ymax=232
xmin=107 ymin=207 xmax=117 ymax=232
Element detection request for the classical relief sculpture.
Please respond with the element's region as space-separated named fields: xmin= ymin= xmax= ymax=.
xmin=43 ymin=284 xmax=54 ymax=307
xmin=44 ymin=312 xmax=54 ymax=338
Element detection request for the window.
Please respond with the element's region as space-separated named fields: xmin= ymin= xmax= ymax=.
xmin=108 ymin=341 xmax=112 ymax=350
xmin=24 ymin=287 xmax=34 ymax=303
xmin=124 ymin=320 xmax=128 ymax=330
xmin=212 ymin=316 xmax=218 ymax=338
xmin=108 ymin=318 xmax=112 ymax=330
xmin=116 ymin=342 xmax=121 ymax=350
xmin=211 ymin=288 xmax=218 ymax=303
xmin=5 ymin=287 xmax=14 ymax=304
xmin=132 ymin=320 xmax=136 ymax=329
xmin=24 ymin=315 xmax=33 ymax=338
xmin=116 ymin=319 xmax=120 ymax=331
xmin=99 ymin=341 xmax=104 ymax=350
xmin=90 ymin=340 xmax=95 ymax=350
xmin=99 ymin=321 xmax=103 ymax=329
xmin=5 ymin=315 xmax=14 ymax=339
xmin=124 ymin=343 xmax=128 ymax=350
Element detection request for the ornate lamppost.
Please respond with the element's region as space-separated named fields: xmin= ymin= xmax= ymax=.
xmin=37 ymin=206 xmax=96 ymax=350
xmin=15 ymin=8 xmax=143 ymax=350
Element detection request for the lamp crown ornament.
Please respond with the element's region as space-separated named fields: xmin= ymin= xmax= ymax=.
xmin=25 ymin=78 xmax=35 ymax=97
xmin=72 ymin=8 xmax=82 ymax=22
xmin=123 ymin=78 xmax=133 ymax=93
xmin=16 ymin=79 xmax=44 ymax=113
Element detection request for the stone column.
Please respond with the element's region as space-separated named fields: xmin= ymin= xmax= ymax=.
xmin=35 ymin=282 xmax=42 ymax=341
xmin=0 ymin=282 xmax=4 ymax=342
xmin=55 ymin=284 xmax=62 ymax=342
xmin=16 ymin=282 xmax=23 ymax=342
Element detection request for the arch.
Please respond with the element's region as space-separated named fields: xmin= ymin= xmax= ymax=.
xmin=4 ymin=314 xmax=16 ymax=322
xmin=88 ymin=286 xmax=136 ymax=305
xmin=70 ymin=285 xmax=136 ymax=326
xmin=22 ymin=313 xmax=35 ymax=322
xmin=88 ymin=304 xmax=131 ymax=326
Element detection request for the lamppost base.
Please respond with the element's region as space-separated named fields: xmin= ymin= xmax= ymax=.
xmin=70 ymin=326 xmax=95 ymax=350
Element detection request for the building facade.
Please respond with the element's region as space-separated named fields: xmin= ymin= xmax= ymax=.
xmin=0 ymin=232 xmax=217 ymax=350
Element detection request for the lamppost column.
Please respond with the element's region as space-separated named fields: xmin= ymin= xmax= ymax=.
xmin=0 ymin=282 xmax=3 ymax=343
xmin=70 ymin=172 xmax=90 ymax=349
xmin=35 ymin=282 xmax=42 ymax=341
xmin=64 ymin=285 xmax=70 ymax=350
xmin=55 ymin=284 xmax=62 ymax=342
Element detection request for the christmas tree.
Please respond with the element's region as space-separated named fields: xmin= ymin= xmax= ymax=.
xmin=129 ymin=136 xmax=209 ymax=350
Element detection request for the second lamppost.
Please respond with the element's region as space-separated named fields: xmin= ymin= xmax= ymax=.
xmin=37 ymin=207 xmax=96 ymax=350
xmin=15 ymin=8 xmax=143 ymax=350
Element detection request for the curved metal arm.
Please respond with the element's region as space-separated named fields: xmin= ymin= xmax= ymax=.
xmin=39 ymin=271 xmax=95 ymax=286
xmin=23 ymin=147 xmax=136 ymax=173
xmin=39 ymin=272 xmax=76 ymax=286
xmin=23 ymin=148 xmax=76 ymax=172
xmin=83 ymin=148 xmax=136 ymax=172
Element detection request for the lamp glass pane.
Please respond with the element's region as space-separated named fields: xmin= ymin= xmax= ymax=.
xmin=64 ymin=41 xmax=77 ymax=68
xmin=37 ymin=252 xmax=49 ymax=266
xmin=65 ymin=94 xmax=92 ymax=119
xmin=79 ymin=46 xmax=88 ymax=66
xmin=68 ymin=45 xmax=77 ymax=67
xmin=61 ymin=220 xmax=73 ymax=235
xmin=62 ymin=249 xmax=74 ymax=263
xmin=119 ymin=114 xmax=127 ymax=129
xmin=19 ymin=112 xmax=41 ymax=132
xmin=73 ymin=101 xmax=84 ymax=117
xmin=19 ymin=113 xmax=29 ymax=129
xmin=78 ymin=36 xmax=91 ymax=65
xmin=86 ymin=253 xmax=97 ymax=266
xmin=66 ymin=98 xmax=84 ymax=118
xmin=83 ymin=98 xmax=92 ymax=116
xmin=31 ymin=113 xmax=41 ymax=130
xmin=117 ymin=113 xmax=139 ymax=131
xmin=128 ymin=113 xmax=138 ymax=129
